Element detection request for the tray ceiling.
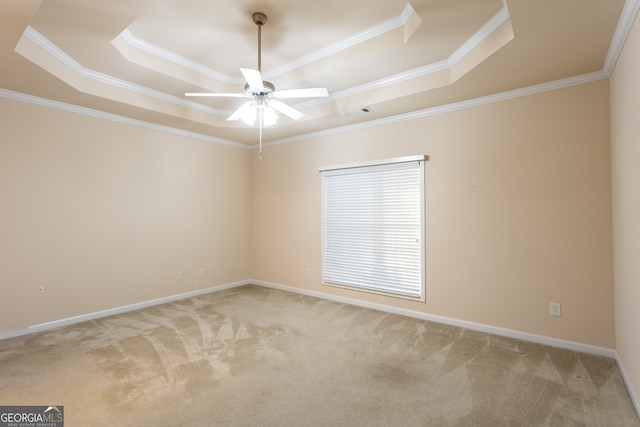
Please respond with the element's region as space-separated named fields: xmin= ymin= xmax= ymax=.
xmin=0 ymin=0 xmax=632 ymax=147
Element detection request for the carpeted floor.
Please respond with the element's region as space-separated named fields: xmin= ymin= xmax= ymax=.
xmin=0 ymin=284 xmax=638 ymax=426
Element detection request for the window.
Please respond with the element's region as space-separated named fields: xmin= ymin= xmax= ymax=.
xmin=320 ymin=155 xmax=428 ymax=301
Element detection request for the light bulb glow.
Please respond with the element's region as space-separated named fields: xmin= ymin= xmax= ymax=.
xmin=236 ymin=97 xmax=279 ymax=127
xmin=240 ymin=102 xmax=257 ymax=126
xmin=262 ymin=106 xmax=278 ymax=126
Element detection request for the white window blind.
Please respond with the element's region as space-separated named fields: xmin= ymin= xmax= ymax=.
xmin=320 ymin=156 xmax=427 ymax=301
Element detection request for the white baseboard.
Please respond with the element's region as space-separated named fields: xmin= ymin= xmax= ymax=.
xmin=1 ymin=278 xmax=635 ymax=418
xmin=617 ymin=353 xmax=640 ymax=419
xmin=252 ymin=279 xmax=618 ymax=359
xmin=0 ymin=280 xmax=252 ymax=341
xmin=0 ymin=279 xmax=618 ymax=359
xmin=260 ymin=277 xmax=635 ymax=418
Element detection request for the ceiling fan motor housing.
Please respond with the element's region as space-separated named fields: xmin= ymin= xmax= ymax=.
xmin=244 ymin=80 xmax=275 ymax=96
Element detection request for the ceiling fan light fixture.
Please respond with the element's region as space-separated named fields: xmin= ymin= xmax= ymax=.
xmin=188 ymin=11 xmax=328 ymax=159
xmin=239 ymin=99 xmax=278 ymax=126
xmin=240 ymin=104 xmax=257 ymax=126
xmin=262 ymin=104 xmax=278 ymax=126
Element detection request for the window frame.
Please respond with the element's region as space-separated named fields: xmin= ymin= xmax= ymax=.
xmin=319 ymin=155 xmax=428 ymax=302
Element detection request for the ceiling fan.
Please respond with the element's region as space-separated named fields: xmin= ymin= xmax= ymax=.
xmin=185 ymin=12 xmax=329 ymax=159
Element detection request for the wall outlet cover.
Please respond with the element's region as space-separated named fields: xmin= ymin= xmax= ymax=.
xmin=550 ymin=302 xmax=562 ymax=317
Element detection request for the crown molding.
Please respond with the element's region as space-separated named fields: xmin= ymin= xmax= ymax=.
xmin=116 ymin=3 xmax=420 ymax=85
xmin=5 ymin=0 xmax=636 ymax=150
xmin=269 ymin=0 xmax=637 ymax=146
xmin=266 ymin=71 xmax=608 ymax=148
xmin=23 ymin=2 xmax=508 ymax=115
xmin=264 ymin=3 xmax=420 ymax=80
xmin=603 ymin=0 xmax=640 ymax=75
xmin=293 ymin=2 xmax=511 ymax=110
xmin=116 ymin=29 xmax=236 ymax=84
xmin=0 ymin=71 xmax=609 ymax=151
xmin=448 ymin=0 xmax=510 ymax=66
xmin=0 ymin=88 xmax=247 ymax=149
xmin=21 ymin=26 xmax=223 ymax=116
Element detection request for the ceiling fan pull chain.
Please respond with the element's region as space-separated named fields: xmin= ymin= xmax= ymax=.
xmin=259 ymin=107 xmax=263 ymax=160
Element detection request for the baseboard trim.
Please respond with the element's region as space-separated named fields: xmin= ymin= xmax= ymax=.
xmin=0 ymin=279 xmax=618 ymax=359
xmin=617 ymin=354 xmax=640 ymax=418
xmin=253 ymin=280 xmax=638 ymax=419
xmin=1 ymin=279 xmax=634 ymax=417
xmin=252 ymin=280 xmax=618 ymax=359
xmin=0 ymin=280 xmax=252 ymax=341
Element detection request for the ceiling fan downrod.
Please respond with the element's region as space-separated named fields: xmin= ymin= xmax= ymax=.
xmin=253 ymin=13 xmax=267 ymax=72
xmin=253 ymin=12 xmax=267 ymax=161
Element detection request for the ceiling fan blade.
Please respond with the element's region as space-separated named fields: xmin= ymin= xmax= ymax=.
xmin=274 ymin=87 xmax=329 ymax=98
xmin=227 ymin=101 xmax=255 ymax=122
xmin=270 ymin=99 xmax=304 ymax=120
xmin=185 ymin=92 xmax=248 ymax=97
xmin=240 ymin=68 xmax=264 ymax=90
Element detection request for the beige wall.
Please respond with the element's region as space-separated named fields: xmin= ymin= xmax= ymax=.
xmin=252 ymin=80 xmax=615 ymax=348
xmin=0 ymin=74 xmax=617 ymax=352
xmin=610 ymin=8 xmax=640 ymax=410
xmin=0 ymin=98 xmax=252 ymax=332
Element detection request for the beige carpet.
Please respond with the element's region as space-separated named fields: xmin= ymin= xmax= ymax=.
xmin=0 ymin=284 xmax=638 ymax=426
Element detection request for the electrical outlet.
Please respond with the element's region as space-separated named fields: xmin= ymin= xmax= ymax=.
xmin=176 ymin=272 xmax=182 ymax=280
xmin=305 ymin=268 xmax=311 ymax=277
xmin=199 ymin=267 xmax=205 ymax=277
xmin=549 ymin=302 xmax=562 ymax=317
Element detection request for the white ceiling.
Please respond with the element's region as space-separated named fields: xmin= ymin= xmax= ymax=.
xmin=0 ymin=0 xmax=636 ymax=147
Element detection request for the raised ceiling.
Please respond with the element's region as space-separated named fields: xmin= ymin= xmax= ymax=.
xmin=0 ymin=0 xmax=635 ymax=147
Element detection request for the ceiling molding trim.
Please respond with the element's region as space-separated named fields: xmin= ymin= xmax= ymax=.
xmin=115 ymin=3 xmax=418 ymax=86
xmin=603 ymin=0 xmax=640 ymax=76
xmin=266 ymin=71 xmax=608 ymax=148
xmin=0 ymin=88 xmax=248 ymax=149
xmin=447 ymin=0 xmax=510 ymax=66
xmin=399 ymin=2 xmax=418 ymax=23
xmin=264 ymin=3 xmax=419 ymax=79
xmin=294 ymin=4 xmax=511 ymax=111
xmin=21 ymin=2 xmax=511 ymax=124
xmin=0 ymin=70 xmax=607 ymax=151
xmin=20 ymin=26 xmax=224 ymax=117
xmin=115 ymin=29 xmax=237 ymax=84
xmin=7 ymin=0 xmax=630 ymax=149
xmin=294 ymin=59 xmax=451 ymax=110
xmin=22 ymin=26 xmax=83 ymax=75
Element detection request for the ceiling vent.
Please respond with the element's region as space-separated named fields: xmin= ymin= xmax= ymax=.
xmin=343 ymin=106 xmax=374 ymax=118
